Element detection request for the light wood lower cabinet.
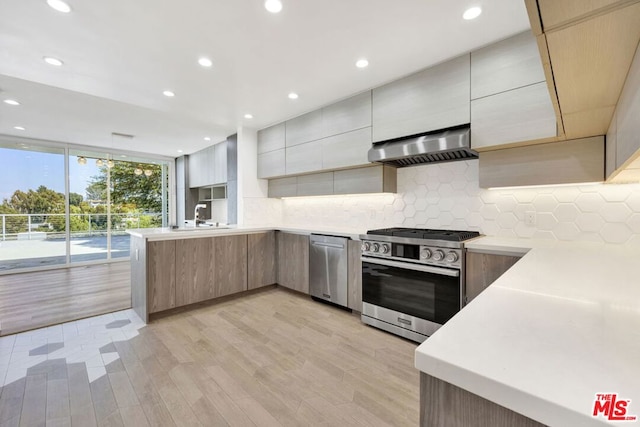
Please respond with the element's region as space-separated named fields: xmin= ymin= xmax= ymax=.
xmin=248 ymin=232 xmax=277 ymax=290
xmin=420 ymin=373 xmax=545 ymax=426
xmin=276 ymin=232 xmax=309 ymax=294
xmin=215 ymin=235 xmax=248 ymax=297
xmin=145 ymin=234 xmax=249 ymax=316
xmin=175 ymin=237 xmax=215 ymax=306
xmin=465 ymin=251 xmax=522 ymax=303
xmin=347 ymin=240 xmax=363 ymax=312
xmin=147 ymin=240 xmax=176 ymax=313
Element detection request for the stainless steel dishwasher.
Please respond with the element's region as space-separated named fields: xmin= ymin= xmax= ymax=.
xmin=309 ymin=234 xmax=349 ymax=308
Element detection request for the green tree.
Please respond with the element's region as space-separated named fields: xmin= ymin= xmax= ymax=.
xmin=87 ymin=162 xmax=163 ymax=212
xmin=69 ymin=192 xmax=83 ymax=207
xmin=69 ymin=204 xmax=90 ymax=232
xmin=4 ymin=185 xmax=65 ymax=214
xmin=85 ymin=181 xmax=106 ymax=202
xmin=1 ymin=186 xmax=66 ymax=232
xmin=0 ymin=204 xmax=26 ymax=234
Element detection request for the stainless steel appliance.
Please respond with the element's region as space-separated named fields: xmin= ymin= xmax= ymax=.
xmin=309 ymin=234 xmax=349 ymax=308
xmin=360 ymin=227 xmax=480 ymax=342
xmin=367 ymin=125 xmax=477 ymax=167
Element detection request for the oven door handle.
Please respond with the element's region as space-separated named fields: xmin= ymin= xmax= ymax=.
xmin=361 ymin=256 xmax=460 ymax=277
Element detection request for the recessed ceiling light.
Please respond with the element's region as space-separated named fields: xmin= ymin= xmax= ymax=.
xmin=204 ymin=137 xmax=211 ymax=141
xmin=14 ymin=126 xmax=25 ymax=131
xmin=120 ymin=155 xmax=127 ymax=158
xmin=3 ymin=99 xmax=20 ymax=106
xmin=47 ymin=0 xmax=72 ymax=13
xmin=288 ymin=92 xmax=299 ymax=100
xmin=355 ymin=59 xmax=369 ymax=68
xmin=264 ymin=0 xmax=283 ymax=13
xmin=43 ymin=56 xmax=64 ymax=66
xmin=244 ymin=114 xmax=253 ymax=119
xmin=177 ymin=149 xmax=183 ymax=153
xmin=198 ymin=57 xmax=213 ymax=67
xmin=463 ymin=6 xmax=482 ymax=20
xmin=163 ymin=90 xmax=175 ymax=97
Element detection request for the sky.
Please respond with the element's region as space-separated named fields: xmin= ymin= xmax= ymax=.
xmin=0 ymin=147 xmax=101 ymax=202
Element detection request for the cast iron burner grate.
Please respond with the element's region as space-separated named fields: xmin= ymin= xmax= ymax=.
xmin=366 ymin=227 xmax=480 ymax=242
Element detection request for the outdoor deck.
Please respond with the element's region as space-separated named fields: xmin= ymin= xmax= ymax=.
xmin=0 ymin=235 xmax=131 ymax=271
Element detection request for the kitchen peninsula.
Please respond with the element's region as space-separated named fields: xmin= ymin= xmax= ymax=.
xmin=415 ymin=238 xmax=640 ymax=426
xmin=127 ymin=226 xmax=362 ymax=323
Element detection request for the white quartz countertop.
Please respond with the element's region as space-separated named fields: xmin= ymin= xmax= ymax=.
xmin=126 ymin=225 xmax=366 ymax=241
xmin=415 ymin=241 xmax=640 ymax=426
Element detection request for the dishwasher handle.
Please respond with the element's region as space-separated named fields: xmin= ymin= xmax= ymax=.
xmin=311 ymin=241 xmax=346 ymax=249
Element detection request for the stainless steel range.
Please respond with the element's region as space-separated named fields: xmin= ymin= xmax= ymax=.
xmin=360 ymin=227 xmax=480 ymax=343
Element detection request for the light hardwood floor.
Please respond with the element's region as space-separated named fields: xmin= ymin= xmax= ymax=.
xmin=0 ymin=262 xmax=131 ymax=336
xmin=0 ymin=287 xmax=420 ymax=426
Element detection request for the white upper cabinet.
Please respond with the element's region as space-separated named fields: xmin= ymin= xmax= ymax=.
xmin=606 ymin=37 xmax=640 ymax=181
xmin=321 ymin=127 xmax=372 ymax=170
xmin=257 ymin=123 xmax=286 ymax=179
xmin=470 ymin=31 xmax=558 ymax=150
xmin=188 ymin=141 xmax=227 ymax=188
xmin=285 ymin=141 xmax=323 ymax=175
xmin=257 ymin=123 xmax=285 ymax=154
xmin=615 ymin=39 xmax=640 ymax=169
xmin=321 ymin=92 xmax=372 ymax=137
xmin=213 ymin=142 xmax=227 ymax=184
xmin=606 ymin=109 xmax=617 ymax=178
xmin=285 ymin=110 xmax=323 ymax=147
xmin=372 ymin=54 xmax=471 ymax=142
xmin=188 ymin=149 xmax=206 ymax=188
xmin=471 ymin=82 xmax=557 ymax=149
xmin=257 ymin=149 xmax=286 ymax=179
xmin=471 ymin=31 xmax=546 ymax=100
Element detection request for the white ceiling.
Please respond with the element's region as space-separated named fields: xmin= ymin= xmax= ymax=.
xmin=0 ymin=0 xmax=530 ymax=157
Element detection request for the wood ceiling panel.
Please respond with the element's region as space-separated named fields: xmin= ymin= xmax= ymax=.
xmin=538 ymin=0 xmax=633 ymax=29
xmin=546 ymin=3 xmax=640 ymax=136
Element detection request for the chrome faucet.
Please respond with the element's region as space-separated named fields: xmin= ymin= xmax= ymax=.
xmin=194 ymin=203 xmax=207 ymax=226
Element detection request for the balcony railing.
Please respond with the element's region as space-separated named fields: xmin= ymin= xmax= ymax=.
xmin=0 ymin=212 xmax=163 ymax=241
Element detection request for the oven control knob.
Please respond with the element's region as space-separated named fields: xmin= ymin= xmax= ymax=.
xmin=373 ymin=243 xmax=380 ymax=252
xmin=445 ymin=251 xmax=459 ymax=263
xmin=362 ymin=242 xmax=370 ymax=252
xmin=432 ymin=250 xmax=445 ymax=261
xmin=381 ymin=244 xmax=390 ymax=254
xmin=421 ymin=248 xmax=432 ymax=259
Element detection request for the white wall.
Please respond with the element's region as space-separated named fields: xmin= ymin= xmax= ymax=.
xmin=279 ymin=160 xmax=640 ymax=244
xmin=236 ymin=127 xmax=283 ymax=225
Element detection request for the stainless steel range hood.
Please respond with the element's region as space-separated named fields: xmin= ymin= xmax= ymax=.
xmin=367 ymin=126 xmax=477 ymax=167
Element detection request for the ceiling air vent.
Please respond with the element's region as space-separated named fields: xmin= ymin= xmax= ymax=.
xmin=111 ymin=132 xmax=135 ymax=139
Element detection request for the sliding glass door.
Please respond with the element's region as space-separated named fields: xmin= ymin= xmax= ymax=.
xmin=0 ymin=144 xmax=67 ymax=271
xmin=107 ymin=158 xmax=166 ymax=259
xmin=68 ymin=150 xmax=109 ymax=263
xmin=0 ymin=140 xmax=170 ymax=272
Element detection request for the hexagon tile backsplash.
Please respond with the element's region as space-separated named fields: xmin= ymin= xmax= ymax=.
xmin=279 ymin=160 xmax=640 ymax=244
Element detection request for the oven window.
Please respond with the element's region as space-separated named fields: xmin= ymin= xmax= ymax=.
xmin=362 ymin=261 xmax=460 ymax=324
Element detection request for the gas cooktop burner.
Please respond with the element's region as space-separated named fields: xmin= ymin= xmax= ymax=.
xmin=366 ymin=227 xmax=480 ymax=242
